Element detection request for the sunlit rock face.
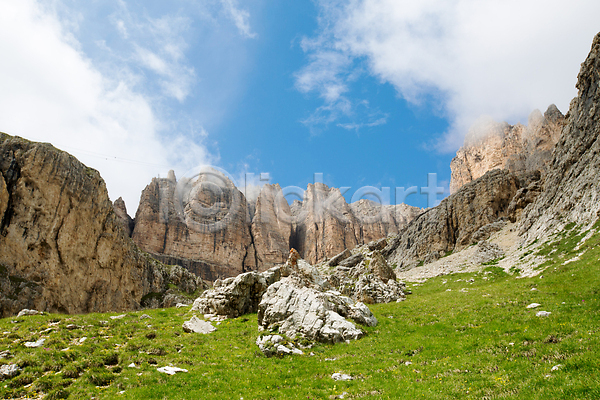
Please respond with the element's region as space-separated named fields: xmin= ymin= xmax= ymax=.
xmin=0 ymin=133 xmax=197 ymax=317
xmin=450 ymin=105 xmax=565 ymax=194
xmin=132 ymin=168 xmax=255 ymax=282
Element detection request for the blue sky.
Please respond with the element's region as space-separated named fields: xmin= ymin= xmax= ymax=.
xmin=1 ymin=1 xmax=599 ymax=211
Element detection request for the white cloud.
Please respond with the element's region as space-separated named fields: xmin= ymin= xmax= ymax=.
xmin=0 ymin=0 xmax=214 ymax=211
xmin=108 ymin=6 xmax=197 ymax=103
xmin=220 ymin=0 xmax=257 ymax=39
xmin=299 ymin=0 xmax=600 ymax=150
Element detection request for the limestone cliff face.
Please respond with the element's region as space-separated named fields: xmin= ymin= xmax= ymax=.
xmin=0 ymin=133 xmax=202 ymax=317
xmin=251 ymin=184 xmax=292 ymax=271
xmin=450 ymin=106 xmax=564 ymax=193
xmin=132 ymin=170 xmax=255 ymax=281
xmin=267 ymin=183 xmax=422 ymax=265
xmin=521 ymin=32 xmax=600 ymax=239
xmin=133 ymin=178 xmax=422 ymax=279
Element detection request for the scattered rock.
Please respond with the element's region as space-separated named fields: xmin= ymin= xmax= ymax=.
xmin=0 ymin=364 xmax=21 ymax=380
xmin=471 ymin=221 xmax=507 ymax=242
xmin=65 ymin=324 xmax=80 ymax=330
xmin=536 ymin=311 xmax=551 ymax=317
xmin=139 ymin=314 xmax=152 ymax=320
xmin=473 ymin=241 xmax=505 ymax=264
xmin=110 ymin=314 xmax=126 ymax=320
xmin=331 ymin=373 xmax=353 ymax=381
xmin=328 ymin=249 xmax=352 ymax=267
xmin=16 ymin=309 xmax=40 ymax=317
xmin=526 ymin=303 xmax=541 ymax=309
xmin=256 ymin=335 xmax=303 ymax=357
xmin=338 ymin=253 xmax=364 ymax=268
xmin=175 ymin=303 xmax=189 ymax=308
xmin=367 ymin=238 xmax=388 ymax=251
xmin=24 ymin=338 xmax=45 ymax=348
xmin=182 ymin=316 xmax=216 ymax=334
xmin=157 ymin=366 xmax=188 ymax=375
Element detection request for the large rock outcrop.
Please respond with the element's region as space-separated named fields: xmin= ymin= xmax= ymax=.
xmin=450 ymin=106 xmax=564 ymax=194
xmin=0 ymin=133 xmax=201 ymax=317
xmin=257 ymin=259 xmax=377 ymax=344
xmin=132 ymin=170 xmax=255 ymax=282
xmin=521 ymin=32 xmax=600 ymax=239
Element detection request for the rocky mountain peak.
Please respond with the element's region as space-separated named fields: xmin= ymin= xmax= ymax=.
xmin=450 ymin=105 xmax=565 ymax=194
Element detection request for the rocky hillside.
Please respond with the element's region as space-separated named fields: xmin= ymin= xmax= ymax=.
xmin=0 ymin=134 xmax=202 ymax=317
xmin=130 ymin=176 xmax=422 ymax=282
xmin=449 ymin=105 xmax=564 ymax=193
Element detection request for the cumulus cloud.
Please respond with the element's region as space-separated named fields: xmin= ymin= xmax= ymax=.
xmin=298 ymin=0 xmax=600 ymax=150
xmin=0 ymin=0 xmax=214 ymax=210
xmin=220 ymin=0 xmax=257 ymax=39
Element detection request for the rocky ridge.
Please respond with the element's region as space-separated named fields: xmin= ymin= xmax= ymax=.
xmin=0 ymin=133 xmax=202 ymax=317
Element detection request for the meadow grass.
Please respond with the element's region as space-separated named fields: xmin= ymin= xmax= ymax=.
xmin=1 ymin=227 xmax=600 ymax=399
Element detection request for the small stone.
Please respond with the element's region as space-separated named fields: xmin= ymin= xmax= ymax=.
xmin=128 ymin=363 xmax=137 ymax=368
xmin=536 ymin=311 xmax=551 ymax=317
xmin=331 ymin=373 xmax=353 ymax=381
xmin=17 ymin=309 xmax=39 ymax=317
xmin=0 ymin=364 xmax=21 ymax=379
xmin=405 ymin=361 xmax=412 ymax=366
xmin=176 ymin=303 xmax=189 ymax=308
xmin=0 ymin=350 xmax=12 ymax=359
xmin=110 ymin=314 xmax=126 ymax=320
xmin=157 ymin=366 xmax=188 ymax=375
xmin=526 ymin=303 xmax=541 ymax=309
xmin=66 ymin=324 xmax=80 ymax=330
xmin=182 ymin=316 xmax=216 ymax=334
xmin=551 ymin=364 xmax=562 ymax=371
xmin=139 ymin=314 xmax=152 ymax=320
xmin=24 ymin=338 xmax=45 ymax=348
xmin=531 ymin=288 xmax=538 ymax=291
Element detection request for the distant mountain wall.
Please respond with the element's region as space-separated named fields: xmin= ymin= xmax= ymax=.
xmin=128 ymin=176 xmax=422 ymax=281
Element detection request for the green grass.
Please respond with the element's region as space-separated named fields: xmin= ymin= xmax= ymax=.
xmin=2 ymin=231 xmax=600 ymax=399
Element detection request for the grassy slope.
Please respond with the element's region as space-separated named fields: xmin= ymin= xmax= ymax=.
xmin=1 ymin=225 xmax=600 ymax=399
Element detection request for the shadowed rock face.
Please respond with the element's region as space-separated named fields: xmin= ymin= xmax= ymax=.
xmin=0 ymin=133 xmax=200 ymax=317
xmin=521 ymin=32 xmax=600 ymax=239
xmin=450 ymin=105 xmax=565 ymax=194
